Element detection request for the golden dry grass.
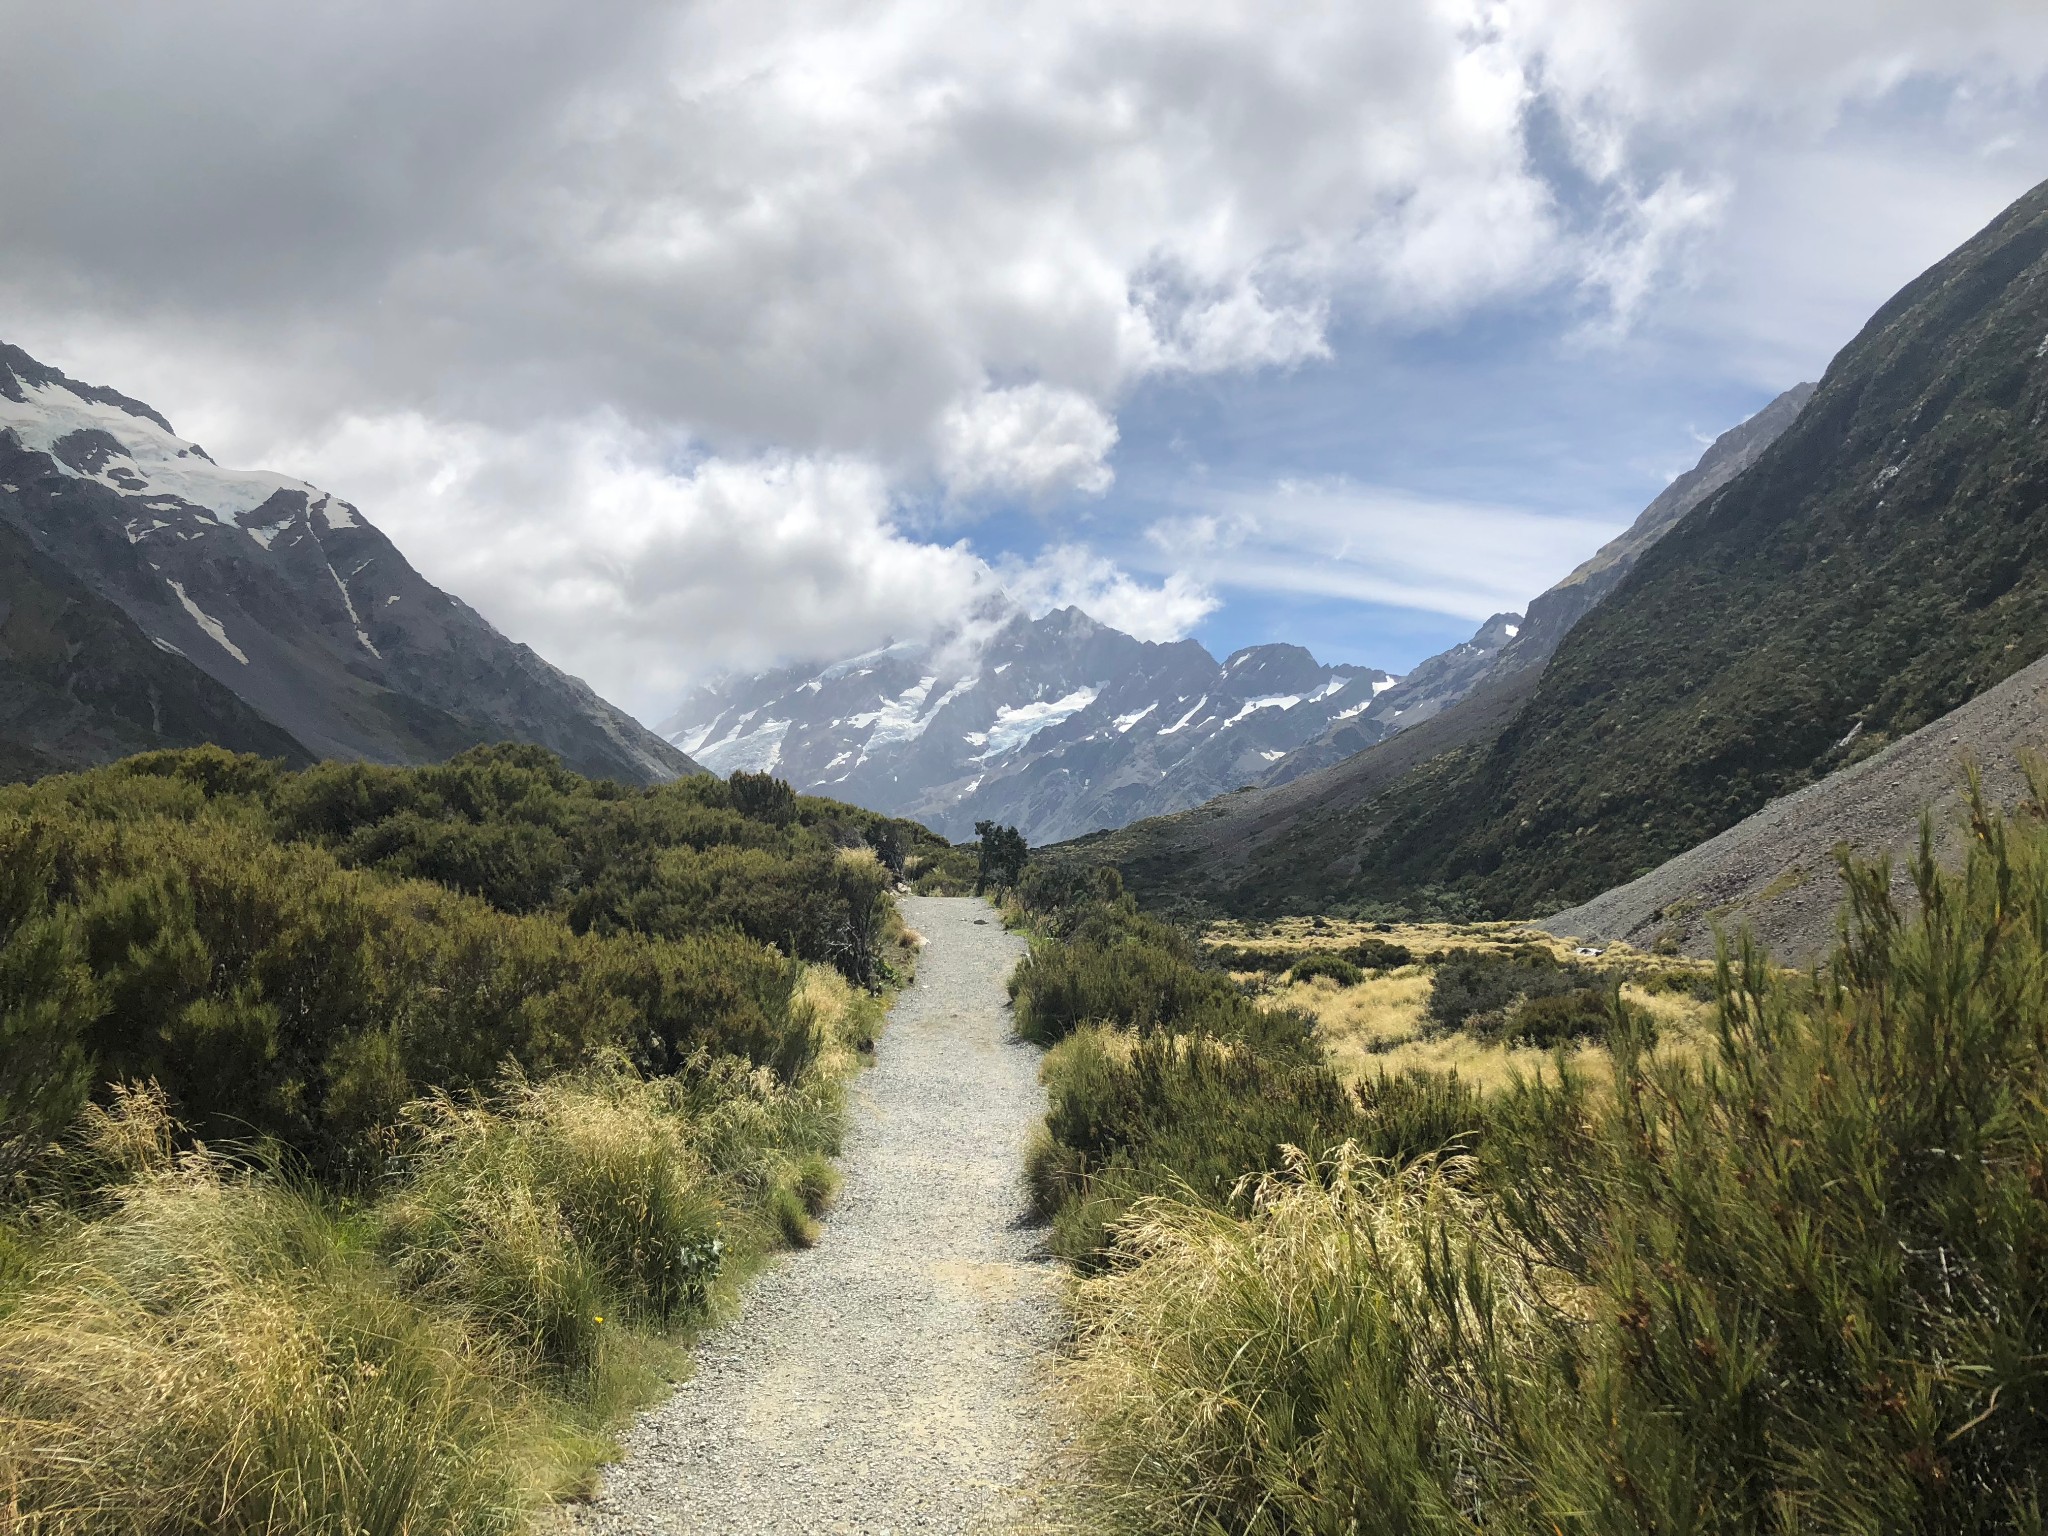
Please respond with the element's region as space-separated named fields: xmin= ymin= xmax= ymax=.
xmin=1203 ymin=913 xmax=1704 ymax=969
xmin=1211 ymin=921 xmax=1719 ymax=1094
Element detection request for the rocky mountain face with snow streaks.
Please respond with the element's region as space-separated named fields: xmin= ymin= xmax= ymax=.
xmin=662 ymin=606 xmax=1395 ymax=843
xmin=0 ymin=343 xmax=695 ymax=783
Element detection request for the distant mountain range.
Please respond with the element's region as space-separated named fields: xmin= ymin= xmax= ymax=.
xmin=662 ymin=379 xmax=1815 ymax=845
xmin=662 ymin=607 xmax=1395 ymax=843
xmin=1058 ymin=174 xmax=2048 ymax=920
xmin=0 ymin=343 xmax=695 ymax=783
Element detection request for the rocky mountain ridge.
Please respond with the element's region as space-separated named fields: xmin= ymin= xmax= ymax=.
xmin=662 ymin=605 xmax=1395 ymax=843
xmin=0 ymin=343 xmax=696 ymax=783
xmin=1263 ymin=380 xmax=1815 ymax=786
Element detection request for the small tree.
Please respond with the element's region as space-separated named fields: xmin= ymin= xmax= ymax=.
xmin=727 ymin=770 xmax=797 ymax=826
xmin=867 ymin=822 xmax=906 ymax=878
xmin=973 ymin=821 xmax=1028 ymax=896
xmin=833 ymin=850 xmax=893 ymax=991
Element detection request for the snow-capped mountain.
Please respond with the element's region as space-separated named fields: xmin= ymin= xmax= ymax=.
xmin=0 ymin=342 xmax=695 ymax=782
xmin=662 ymin=606 xmax=1396 ymax=843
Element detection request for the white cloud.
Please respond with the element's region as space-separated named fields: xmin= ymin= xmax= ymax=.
xmin=1149 ymin=481 xmax=1622 ymax=623
xmin=936 ymin=383 xmax=1118 ymax=499
xmin=998 ymin=545 xmax=1218 ymax=643
xmin=4 ymin=0 xmax=2048 ymax=714
xmin=276 ymin=412 xmax=992 ymax=717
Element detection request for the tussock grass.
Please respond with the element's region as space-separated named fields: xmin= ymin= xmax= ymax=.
xmin=1059 ymin=1145 xmax=1543 ymax=1535
xmin=0 ymin=956 xmax=882 ymax=1533
xmin=0 ymin=1135 xmax=539 ymax=1534
xmin=1049 ymin=780 xmax=2048 ymax=1530
xmin=381 ymin=1068 xmax=725 ymax=1375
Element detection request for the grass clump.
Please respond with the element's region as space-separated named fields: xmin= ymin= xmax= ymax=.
xmin=789 ymin=1151 xmax=842 ymax=1217
xmin=1053 ymin=777 xmax=2048 ymax=1531
xmin=0 ymin=1030 xmax=866 ymax=1532
xmin=0 ymin=1100 xmax=537 ymax=1534
xmin=382 ymin=1068 xmax=725 ymax=1375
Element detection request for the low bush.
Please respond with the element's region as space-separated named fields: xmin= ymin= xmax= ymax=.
xmin=1010 ymin=889 xmax=1464 ymax=1266
xmin=1008 ymin=898 xmax=1281 ymax=1049
xmin=1288 ymin=952 xmax=1364 ymax=987
xmin=0 ymin=748 xmax=925 ymax=1181
xmin=1489 ymin=983 xmax=1651 ymax=1049
xmin=1344 ymin=936 xmax=1415 ymax=970
xmin=1425 ymin=946 xmax=1597 ymax=1033
xmin=1204 ymin=942 xmax=1295 ymax=974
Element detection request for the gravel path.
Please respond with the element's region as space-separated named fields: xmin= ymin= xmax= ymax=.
xmin=571 ymin=896 xmax=1058 ymax=1535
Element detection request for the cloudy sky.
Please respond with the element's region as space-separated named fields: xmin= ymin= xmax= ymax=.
xmin=5 ymin=1 xmax=2048 ymax=720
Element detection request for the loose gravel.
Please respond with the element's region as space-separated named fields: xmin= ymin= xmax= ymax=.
xmin=570 ymin=895 xmax=1059 ymax=1535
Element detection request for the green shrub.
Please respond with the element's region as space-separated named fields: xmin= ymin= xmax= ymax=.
xmin=1008 ymin=903 xmax=1274 ymax=1048
xmin=1425 ymin=947 xmax=1594 ymax=1033
xmin=1489 ymin=984 xmax=1650 ymax=1048
xmin=0 ymin=748 xmax=938 ymax=1180
xmin=1288 ymin=952 xmax=1364 ymax=987
xmin=1203 ymin=943 xmax=1294 ymax=974
xmin=1344 ymin=936 xmax=1414 ymax=970
xmin=1350 ymin=1068 xmax=1486 ymax=1163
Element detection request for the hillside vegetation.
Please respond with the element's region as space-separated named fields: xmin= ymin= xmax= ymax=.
xmin=1073 ymin=173 xmax=2048 ymax=921
xmin=0 ymin=744 xmax=937 ymax=1530
xmin=1018 ymin=781 xmax=2048 ymax=1532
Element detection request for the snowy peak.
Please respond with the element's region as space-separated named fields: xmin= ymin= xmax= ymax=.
xmin=661 ymin=610 xmax=1394 ymax=842
xmin=0 ymin=342 xmax=694 ymax=784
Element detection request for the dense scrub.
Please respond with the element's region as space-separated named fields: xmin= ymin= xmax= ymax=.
xmin=0 ymin=745 xmax=939 ymax=1175
xmin=1010 ymin=872 xmax=1484 ymax=1265
xmin=0 ymin=745 xmax=907 ymax=1531
xmin=1052 ymin=784 xmax=2048 ymax=1532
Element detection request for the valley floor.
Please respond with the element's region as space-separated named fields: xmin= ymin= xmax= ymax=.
xmin=569 ymin=896 xmax=1060 ymax=1534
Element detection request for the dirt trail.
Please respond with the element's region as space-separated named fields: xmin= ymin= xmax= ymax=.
xmin=572 ymin=895 xmax=1057 ymax=1534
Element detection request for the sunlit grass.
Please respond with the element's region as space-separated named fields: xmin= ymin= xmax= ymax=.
xmin=0 ymin=958 xmax=890 ymax=1534
xmin=1210 ymin=921 xmax=1719 ymax=1094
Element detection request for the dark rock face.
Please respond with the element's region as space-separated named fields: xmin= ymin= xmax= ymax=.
xmin=0 ymin=343 xmax=696 ymax=783
xmin=662 ymin=606 xmax=1393 ymax=844
xmin=0 ymin=518 xmax=309 ymax=781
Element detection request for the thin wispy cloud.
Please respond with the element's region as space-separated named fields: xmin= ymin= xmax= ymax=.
xmin=1147 ymin=484 xmax=1620 ymax=625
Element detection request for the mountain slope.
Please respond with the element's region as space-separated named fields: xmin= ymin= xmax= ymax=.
xmin=1070 ymin=174 xmax=2048 ymax=919
xmin=1264 ymin=382 xmax=1814 ymax=786
xmin=662 ymin=606 xmax=1393 ymax=843
xmin=0 ymin=344 xmax=696 ymax=783
xmin=1540 ymin=649 xmax=2048 ymax=965
xmin=0 ymin=519 xmax=310 ymax=781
